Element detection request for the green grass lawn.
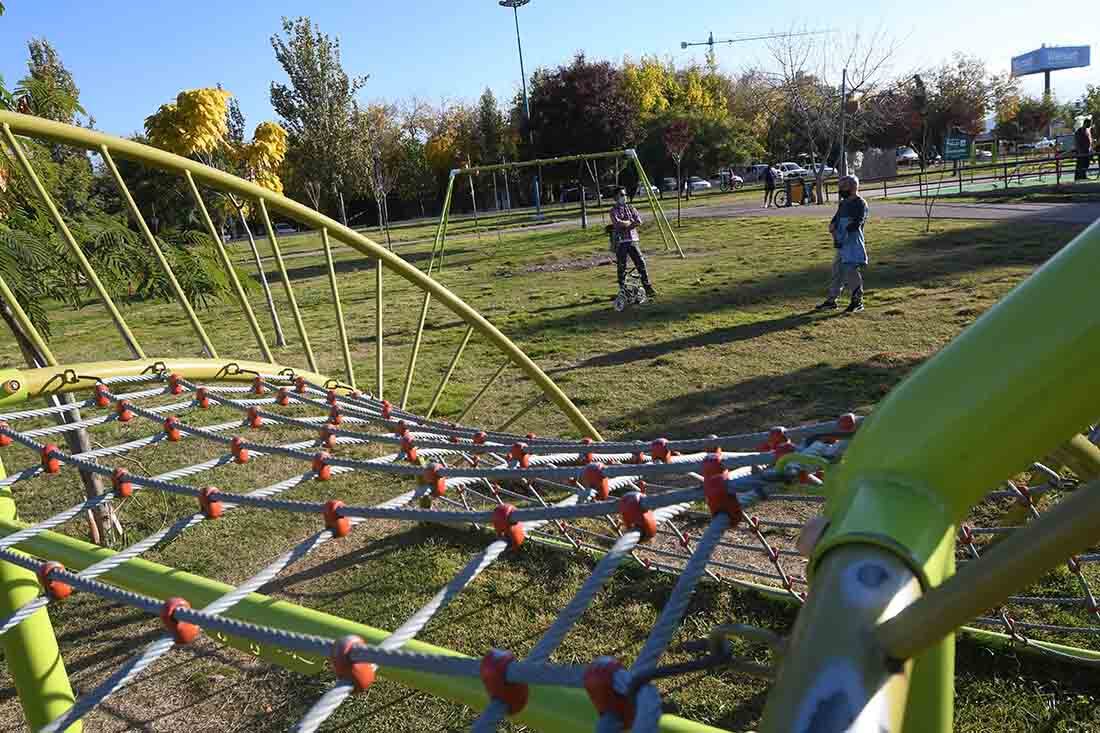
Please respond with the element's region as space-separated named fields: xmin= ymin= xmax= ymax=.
xmin=0 ymin=212 xmax=1097 ymax=732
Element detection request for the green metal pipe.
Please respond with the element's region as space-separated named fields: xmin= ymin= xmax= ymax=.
xmin=183 ymin=171 xmax=274 ymax=364
xmin=436 ymin=175 xmax=456 ymax=271
xmin=0 ymin=272 xmax=57 ymax=366
xmin=0 ymin=516 xmax=721 ymax=733
xmin=99 ymin=146 xmax=217 ymax=358
xmin=0 ymin=111 xmax=600 ymax=439
xmin=258 ymin=199 xmax=318 ymax=372
xmin=321 ymin=228 xmax=355 ymax=387
xmin=455 ymin=361 xmax=509 ymax=425
xmin=1046 ymin=433 xmax=1100 ymax=481
xmin=451 ymin=150 xmax=629 ymax=177
xmin=632 ymin=155 xmax=684 ymax=258
xmin=401 ymin=292 xmax=432 ymax=411
xmin=631 ymin=154 xmax=672 ymax=253
xmin=426 ymin=326 xmax=474 ymax=419
xmin=2 ymin=124 xmax=145 ymax=360
xmin=0 ymin=461 xmax=79 ymax=731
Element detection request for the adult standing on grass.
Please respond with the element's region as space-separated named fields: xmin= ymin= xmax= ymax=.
xmin=1074 ymin=118 xmax=1092 ymax=181
xmin=609 ymin=187 xmax=656 ymax=297
xmin=816 ymin=174 xmax=868 ymax=314
xmin=763 ymin=163 xmax=778 ymax=208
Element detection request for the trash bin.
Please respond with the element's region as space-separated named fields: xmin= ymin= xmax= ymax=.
xmin=784 ymin=178 xmax=804 ymax=207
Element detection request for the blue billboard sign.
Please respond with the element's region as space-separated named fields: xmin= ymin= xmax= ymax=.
xmin=1012 ymin=46 xmax=1091 ymax=77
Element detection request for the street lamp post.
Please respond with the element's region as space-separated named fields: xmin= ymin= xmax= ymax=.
xmin=499 ymin=0 xmax=543 ymax=219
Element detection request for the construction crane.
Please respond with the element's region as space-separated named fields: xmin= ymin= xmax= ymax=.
xmin=680 ymin=29 xmax=832 ymax=51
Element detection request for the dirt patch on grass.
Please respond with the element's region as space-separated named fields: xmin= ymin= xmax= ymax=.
xmin=524 ymin=254 xmax=614 ymax=273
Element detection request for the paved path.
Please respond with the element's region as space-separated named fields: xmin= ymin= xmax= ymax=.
xmin=680 ymin=199 xmax=1100 ymax=225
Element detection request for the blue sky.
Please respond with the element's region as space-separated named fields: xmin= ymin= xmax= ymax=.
xmin=1 ymin=0 xmax=1096 ymax=137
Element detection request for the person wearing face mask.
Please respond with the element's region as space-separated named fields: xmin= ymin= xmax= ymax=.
xmin=815 ymin=174 xmax=868 ymax=313
xmin=609 ymin=187 xmax=657 ymax=298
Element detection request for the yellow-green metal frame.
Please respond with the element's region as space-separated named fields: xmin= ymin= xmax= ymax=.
xmin=320 ymin=228 xmax=355 ymax=386
xmin=258 ymin=199 xmax=317 ymax=372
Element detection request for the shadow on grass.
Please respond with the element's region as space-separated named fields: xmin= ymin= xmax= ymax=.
xmin=251 ymin=247 xmax=475 ymax=285
xmin=610 ymin=352 xmax=926 ymax=439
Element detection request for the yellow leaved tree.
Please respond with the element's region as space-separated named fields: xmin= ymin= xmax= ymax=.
xmin=145 ymin=88 xmax=291 ymax=345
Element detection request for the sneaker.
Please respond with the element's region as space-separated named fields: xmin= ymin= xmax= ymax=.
xmin=814 ymin=300 xmax=838 ymax=311
xmin=644 ymin=285 xmax=657 ymax=297
xmin=844 ymin=301 xmax=865 ymax=314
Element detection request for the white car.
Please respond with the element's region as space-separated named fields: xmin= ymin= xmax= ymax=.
xmin=274 ymin=223 xmax=297 ymax=235
xmin=896 ymin=147 xmax=920 ymax=165
xmin=777 ymin=162 xmax=809 ymax=179
xmin=975 ymin=149 xmax=993 ymax=160
xmin=634 ymin=184 xmax=659 ymax=198
xmin=1034 ymin=137 xmax=1056 ymax=150
xmin=686 ymin=176 xmax=712 ymax=192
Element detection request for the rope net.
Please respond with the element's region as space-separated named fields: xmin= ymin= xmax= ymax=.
xmin=0 ymin=367 xmax=1097 ymax=731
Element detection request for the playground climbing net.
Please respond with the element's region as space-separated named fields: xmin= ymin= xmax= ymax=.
xmin=0 ymin=367 xmax=1098 ymax=732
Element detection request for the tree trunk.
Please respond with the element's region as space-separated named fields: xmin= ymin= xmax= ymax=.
xmin=0 ymin=298 xmax=117 ymax=545
xmin=233 ymin=199 xmax=286 ymax=347
xmin=381 ymin=194 xmax=393 ymax=250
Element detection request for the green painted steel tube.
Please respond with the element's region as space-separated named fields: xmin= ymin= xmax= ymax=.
xmin=375 ymin=264 xmax=383 ymax=399
xmin=99 ymin=146 xmax=217 ymax=359
xmin=1046 ymin=433 xmax=1100 ymax=481
xmin=631 ymin=154 xmax=672 ymax=253
xmin=0 ymin=272 xmax=57 ymax=366
xmin=633 ymin=156 xmax=684 ymax=258
xmin=0 ymin=516 xmax=721 ymax=733
xmin=0 ymin=111 xmax=599 ymax=441
xmin=455 ymin=360 xmax=509 ymax=424
xmin=321 ymin=228 xmax=355 ymax=387
xmin=2 ymin=124 xmax=145 ymax=360
xmin=0 ymin=461 xmax=80 ymax=731
xmin=183 ymin=171 xmax=274 ymax=364
xmin=401 ymin=292 xmax=432 ymax=411
xmin=426 ymin=325 xmax=474 ymax=419
xmin=258 ymin=199 xmax=318 ymax=373
xmin=451 ymin=150 xmax=628 ymax=177
xmin=436 ymin=174 xmax=457 ymax=271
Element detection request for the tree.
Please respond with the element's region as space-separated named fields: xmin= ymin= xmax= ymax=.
xmin=269 ymin=16 xmax=367 ymax=214
xmin=767 ymin=29 xmax=900 ymax=202
xmin=524 ymin=53 xmax=640 ymax=158
xmin=15 ymin=38 xmax=86 ymax=124
xmin=663 ymin=118 xmax=692 ymax=225
xmin=350 ymin=104 xmax=403 ymax=248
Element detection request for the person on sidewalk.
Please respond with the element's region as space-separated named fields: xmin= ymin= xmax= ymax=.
xmin=763 ymin=163 xmax=778 ymax=208
xmin=609 ymin=187 xmax=656 ymax=298
xmin=1074 ymin=118 xmax=1092 ymax=181
xmin=815 ymin=174 xmax=868 ymax=314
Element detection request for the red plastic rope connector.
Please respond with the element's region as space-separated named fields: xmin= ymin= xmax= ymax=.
xmin=525 ymin=432 xmax=537 ymax=441
xmin=704 ymin=435 xmax=722 ymax=457
xmin=584 ymin=657 xmax=634 ymax=727
xmin=329 ymin=405 xmax=343 ymax=425
xmin=251 ymin=375 xmax=266 ymax=395
xmin=331 ymin=635 xmax=375 ymax=692
xmin=0 ymin=423 xmax=11 ymax=448
xmin=231 ymin=436 xmax=249 ymax=464
xmin=198 ymin=486 xmax=223 ymax=519
xmin=313 ymin=452 xmax=332 ymax=481
xmin=704 ymin=473 xmax=742 ymax=521
xmin=41 ymin=444 xmax=60 ymax=474
xmin=650 ymin=438 xmax=670 ymax=462
xmin=837 ymin=412 xmax=857 ymax=433
xmin=510 ymin=442 xmax=530 ymax=468
xmin=323 ymin=499 xmax=350 ymax=537
xmin=112 ymin=467 xmax=134 ymax=498
xmin=319 ymin=425 xmax=337 ymax=451
xmin=160 ymin=597 xmax=200 ymax=644
xmin=246 ymin=407 xmax=262 ymax=429
xmin=116 ymin=400 xmax=133 ymax=422
xmin=492 ymin=504 xmax=525 ymax=548
xmin=400 ymin=434 xmax=419 ymax=463
xmin=473 ymin=431 xmax=487 ymax=445
xmin=393 ymin=420 xmax=408 ymax=437
xmin=631 ymin=451 xmax=646 ymax=465
xmin=195 ymin=387 xmax=210 ymax=409
xmin=581 ymin=463 xmax=610 ymax=500
xmin=619 ymin=492 xmax=656 ymax=541
xmin=294 ymin=376 xmax=307 ymax=394
xmin=275 ymin=388 xmax=291 ymax=407
xmin=702 ymin=452 xmax=725 ymax=479
xmin=580 ymin=436 xmax=595 ymax=465
xmin=422 ymin=463 xmax=446 ymax=497
xmin=480 ymin=649 xmax=529 ymax=715
xmin=766 ymin=426 xmax=788 ymax=449
xmin=773 ymin=441 xmax=796 ymax=459
xmin=381 ymin=400 xmax=392 ymax=419
xmin=94 ymin=383 xmax=111 ymax=408
xmin=167 ymin=373 xmax=184 ymax=395
xmin=326 ymin=389 xmax=338 ymax=406
xmin=37 ymin=561 xmax=72 ymax=601
xmin=164 ymin=416 xmax=182 ymax=442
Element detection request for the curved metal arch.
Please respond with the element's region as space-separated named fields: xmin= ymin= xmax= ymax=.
xmin=0 ymin=111 xmax=600 ymax=439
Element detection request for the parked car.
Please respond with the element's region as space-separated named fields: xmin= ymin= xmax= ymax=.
xmin=896 ymin=146 xmax=920 ymax=165
xmin=634 ymin=183 xmax=659 ymax=198
xmin=274 ymin=223 xmax=297 ymax=235
xmin=686 ymin=176 xmax=712 ymax=192
xmin=777 ymin=162 xmax=809 ymax=179
xmin=810 ymin=164 xmax=837 ymax=178
xmin=744 ymin=164 xmax=771 ymax=182
xmin=975 ymin=148 xmax=993 ymax=160
xmin=1034 ymin=137 xmax=1056 ymax=150
xmin=559 ymin=187 xmax=598 ymax=203
xmin=660 ymin=177 xmax=679 ymax=192
xmin=1017 ymin=141 xmax=1037 ymax=152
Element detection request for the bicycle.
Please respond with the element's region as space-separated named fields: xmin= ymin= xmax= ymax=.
xmin=614 ymin=265 xmax=648 ymax=312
